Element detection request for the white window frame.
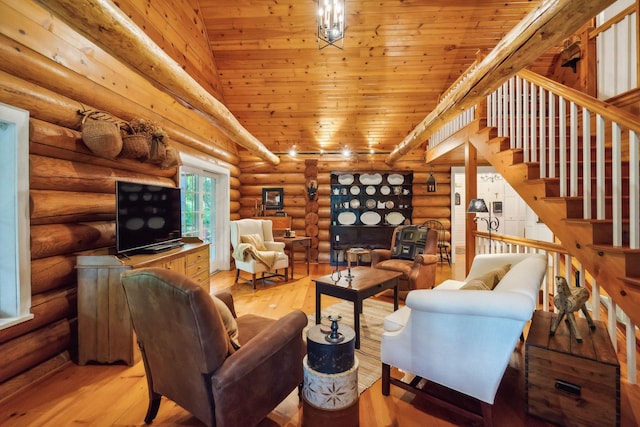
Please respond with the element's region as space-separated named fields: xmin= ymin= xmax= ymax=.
xmin=0 ymin=103 xmax=33 ymax=330
xmin=180 ymin=153 xmax=231 ymax=273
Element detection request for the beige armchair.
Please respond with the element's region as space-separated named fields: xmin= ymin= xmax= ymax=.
xmin=120 ymin=267 xmax=307 ymax=427
xmin=370 ymin=225 xmax=439 ymax=299
xmin=230 ymin=219 xmax=289 ymax=289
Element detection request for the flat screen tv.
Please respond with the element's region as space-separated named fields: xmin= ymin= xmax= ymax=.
xmin=116 ymin=181 xmax=183 ymax=254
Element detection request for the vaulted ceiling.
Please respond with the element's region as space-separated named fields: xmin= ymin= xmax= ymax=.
xmin=199 ymin=0 xmax=559 ymax=160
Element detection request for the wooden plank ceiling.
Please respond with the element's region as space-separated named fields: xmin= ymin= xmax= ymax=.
xmin=200 ymin=0 xmax=558 ymax=163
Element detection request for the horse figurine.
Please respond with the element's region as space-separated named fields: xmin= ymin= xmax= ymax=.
xmin=550 ymin=275 xmax=595 ymax=342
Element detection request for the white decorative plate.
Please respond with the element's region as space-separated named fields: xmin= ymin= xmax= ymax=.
xmin=365 ymin=199 xmax=376 ymax=209
xmin=387 ymin=173 xmax=404 ymax=185
xmin=365 ymin=185 xmax=376 ymax=195
xmin=350 ymin=185 xmax=360 ymax=195
xmin=380 ymin=185 xmax=391 ymax=195
xmin=349 ymin=199 xmax=360 ymax=209
xmin=385 ymin=200 xmax=394 ymax=209
xmin=386 ymin=212 xmax=405 ymax=226
xmin=338 ymin=174 xmax=354 ymax=185
xmin=361 ymin=211 xmax=381 ymax=225
xmin=337 ymin=211 xmax=357 ymax=225
xmin=359 ymin=173 xmax=382 ymax=185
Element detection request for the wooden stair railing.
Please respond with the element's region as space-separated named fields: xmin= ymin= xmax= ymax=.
xmin=471 ymin=68 xmax=640 ymax=327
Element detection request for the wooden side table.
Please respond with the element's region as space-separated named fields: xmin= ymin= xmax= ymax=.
xmin=525 ymin=310 xmax=620 ymax=426
xmin=346 ymin=247 xmax=371 ymax=267
xmin=313 ymin=267 xmax=400 ymax=349
xmin=275 ymin=236 xmax=311 ymax=279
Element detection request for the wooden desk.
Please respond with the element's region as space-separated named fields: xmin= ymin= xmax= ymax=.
xmin=275 ymin=236 xmax=311 ymax=279
xmin=313 ymin=267 xmax=401 ymax=349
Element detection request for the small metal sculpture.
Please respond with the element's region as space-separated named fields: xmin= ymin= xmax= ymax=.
xmin=550 ymin=275 xmax=595 ymax=342
xmin=325 ymin=313 xmax=345 ymax=343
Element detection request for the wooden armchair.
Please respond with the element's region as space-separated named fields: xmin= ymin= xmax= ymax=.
xmin=370 ymin=225 xmax=439 ymax=299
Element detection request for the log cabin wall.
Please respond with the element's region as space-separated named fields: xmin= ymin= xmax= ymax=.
xmin=238 ymin=153 xmax=451 ymax=263
xmin=0 ymin=0 xmax=239 ymax=399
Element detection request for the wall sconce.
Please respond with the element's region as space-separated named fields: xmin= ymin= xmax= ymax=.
xmin=467 ymin=198 xmax=500 ymax=253
xmin=426 ymin=165 xmax=437 ymax=193
xmin=307 ymin=179 xmax=318 ymax=200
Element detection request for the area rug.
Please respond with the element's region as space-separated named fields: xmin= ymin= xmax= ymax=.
xmin=305 ymin=298 xmax=395 ymax=395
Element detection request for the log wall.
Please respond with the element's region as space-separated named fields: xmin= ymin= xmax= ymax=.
xmin=0 ymin=0 xmax=453 ymax=399
xmin=238 ymin=153 xmax=453 ymax=263
xmin=0 ymin=0 xmax=240 ymax=400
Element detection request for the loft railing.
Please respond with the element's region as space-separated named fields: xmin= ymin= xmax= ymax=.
xmin=472 ymin=231 xmax=638 ymax=383
xmin=487 ymin=70 xmax=640 ymax=249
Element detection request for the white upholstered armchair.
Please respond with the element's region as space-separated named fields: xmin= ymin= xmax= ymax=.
xmin=381 ymin=253 xmax=548 ymax=426
xmin=230 ymin=219 xmax=289 ymax=289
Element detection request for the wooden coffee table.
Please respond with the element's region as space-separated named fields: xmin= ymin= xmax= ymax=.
xmin=313 ymin=266 xmax=402 ymax=348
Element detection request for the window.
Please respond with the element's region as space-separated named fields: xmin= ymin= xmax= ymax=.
xmin=0 ymin=103 xmax=33 ymax=330
xmin=180 ymin=153 xmax=230 ymax=273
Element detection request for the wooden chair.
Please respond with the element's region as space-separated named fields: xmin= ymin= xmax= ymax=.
xmin=422 ymin=219 xmax=451 ymax=265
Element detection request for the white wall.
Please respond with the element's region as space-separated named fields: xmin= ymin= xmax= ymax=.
xmin=451 ymin=167 xmax=553 ymax=259
xmin=597 ymin=0 xmax=637 ymax=99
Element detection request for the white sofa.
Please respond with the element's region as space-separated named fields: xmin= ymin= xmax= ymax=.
xmin=381 ymin=253 xmax=548 ymax=425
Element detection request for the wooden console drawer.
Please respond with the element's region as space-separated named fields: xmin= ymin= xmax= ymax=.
xmin=76 ymin=239 xmax=210 ymax=365
xmin=525 ymin=310 xmax=620 ymax=427
xmin=186 ymin=248 xmax=208 ymax=266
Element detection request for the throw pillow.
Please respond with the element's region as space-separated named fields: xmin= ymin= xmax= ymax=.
xmin=390 ymin=225 xmax=428 ymax=260
xmin=240 ymin=233 xmax=267 ymax=251
xmin=212 ymin=296 xmax=241 ymax=350
xmin=462 ymin=264 xmax=512 ymax=290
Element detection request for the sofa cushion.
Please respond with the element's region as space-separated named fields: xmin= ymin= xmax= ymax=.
xmin=384 ymin=306 xmax=411 ymax=332
xmin=375 ymin=259 xmax=412 ymax=277
xmin=240 ymin=233 xmax=267 ymax=251
xmin=461 ymin=264 xmax=511 ymax=290
xmin=493 ymin=256 xmax=548 ymax=302
xmin=212 ymin=296 xmax=241 ymax=350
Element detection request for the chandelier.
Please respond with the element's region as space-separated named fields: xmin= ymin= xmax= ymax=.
xmin=317 ymin=0 xmax=345 ymax=49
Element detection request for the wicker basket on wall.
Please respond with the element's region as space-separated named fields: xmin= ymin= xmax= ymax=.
xmin=120 ymin=121 xmax=151 ymax=160
xmin=80 ymin=110 xmax=124 ymax=159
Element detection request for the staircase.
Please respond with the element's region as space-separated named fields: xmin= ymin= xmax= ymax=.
xmin=467 ymin=70 xmax=640 ymax=331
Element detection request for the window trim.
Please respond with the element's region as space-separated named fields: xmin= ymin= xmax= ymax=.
xmin=0 ymin=102 xmax=33 ymax=330
xmin=180 ymin=153 xmax=231 ymax=273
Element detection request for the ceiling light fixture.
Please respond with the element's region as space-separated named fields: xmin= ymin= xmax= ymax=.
xmin=317 ymin=0 xmax=345 ymax=50
xmin=341 ymin=146 xmax=351 ymax=157
xmin=288 ymin=145 xmax=297 ymax=157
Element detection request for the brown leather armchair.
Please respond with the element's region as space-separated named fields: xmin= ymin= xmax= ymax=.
xmin=120 ymin=268 xmax=307 ymax=427
xmin=370 ymin=225 xmax=439 ymax=299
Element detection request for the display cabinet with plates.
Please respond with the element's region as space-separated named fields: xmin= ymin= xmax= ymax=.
xmin=330 ymin=171 xmax=413 ymax=265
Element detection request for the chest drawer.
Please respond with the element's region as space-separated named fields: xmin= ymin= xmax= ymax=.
xmin=525 ymin=311 xmax=619 ymax=427
xmin=186 ymin=247 xmax=208 ymax=266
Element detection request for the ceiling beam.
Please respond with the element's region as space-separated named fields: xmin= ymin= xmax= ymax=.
xmin=39 ymin=0 xmax=280 ymax=165
xmin=385 ymin=0 xmax=617 ymax=165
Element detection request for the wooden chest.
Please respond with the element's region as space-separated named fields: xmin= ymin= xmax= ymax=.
xmin=525 ymin=310 xmax=620 ymax=426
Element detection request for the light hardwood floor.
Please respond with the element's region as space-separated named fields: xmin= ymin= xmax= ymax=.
xmin=1 ymin=261 xmax=639 ymax=426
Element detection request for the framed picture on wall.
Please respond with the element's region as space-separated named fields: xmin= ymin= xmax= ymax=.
xmin=492 ymin=201 xmax=503 ymax=214
xmin=262 ymin=187 xmax=284 ymax=210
